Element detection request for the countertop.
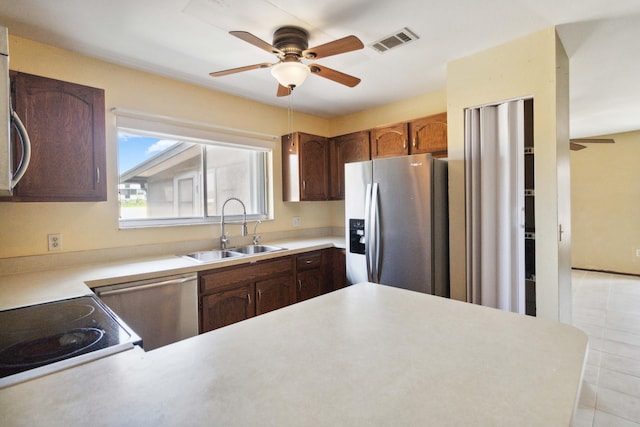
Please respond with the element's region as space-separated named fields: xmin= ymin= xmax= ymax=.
xmin=0 ymin=282 xmax=588 ymax=426
xmin=0 ymin=236 xmax=345 ymax=311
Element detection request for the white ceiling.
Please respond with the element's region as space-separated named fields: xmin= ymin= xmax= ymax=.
xmin=1 ymin=0 xmax=639 ymax=138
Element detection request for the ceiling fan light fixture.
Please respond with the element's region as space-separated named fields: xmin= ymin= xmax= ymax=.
xmin=271 ymin=62 xmax=310 ymax=88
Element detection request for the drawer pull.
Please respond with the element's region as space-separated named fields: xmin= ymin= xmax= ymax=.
xmin=306 ymin=260 xmax=312 ymax=264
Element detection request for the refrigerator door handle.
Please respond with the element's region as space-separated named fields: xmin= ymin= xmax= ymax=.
xmin=364 ymin=183 xmax=373 ymax=282
xmin=370 ymin=182 xmax=380 ymax=283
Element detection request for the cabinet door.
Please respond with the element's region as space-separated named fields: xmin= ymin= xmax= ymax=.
xmin=296 ymin=250 xmax=328 ymax=300
xmin=371 ymin=123 xmax=408 ymax=159
xmin=200 ymin=284 xmax=255 ymax=333
xmin=256 ymin=274 xmax=294 ymax=315
xmin=299 ymin=133 xmax=329 ymax=200
xmin=297 ymin=269 xmax=323 ymax=302
xmin=409 ymin=113 xmax=447 ymax=156
xmin=329 ymin=131 xmax=370 ymax=200
xmin=330 ymin=248 xmax=347 ymax=290
xmin=282 ymin=132 xmax=328 ymax=201
xmin=9 ymin=72 xmax=106 ymax=201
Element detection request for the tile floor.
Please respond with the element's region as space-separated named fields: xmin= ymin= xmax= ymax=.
xmin=571 ymin=269 xmax=640 ymax=426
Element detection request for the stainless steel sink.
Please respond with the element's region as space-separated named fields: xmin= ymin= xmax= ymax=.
xmin=182 ymin=245 xmax=284 ymax=262
xmin=183 ymin=250 xmax=244 ymax=262
xmin=228 ymin=245 xmax=285 ymax=255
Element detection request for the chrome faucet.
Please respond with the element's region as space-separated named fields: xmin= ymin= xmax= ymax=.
xmin=220 ymin=197 xmax=247 ymax=249
xmin=252 ymin=220 xmax=262 ymax=245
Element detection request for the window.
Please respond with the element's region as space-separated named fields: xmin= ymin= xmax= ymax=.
xmin=115 ymin=110 xmax=274 ymax=228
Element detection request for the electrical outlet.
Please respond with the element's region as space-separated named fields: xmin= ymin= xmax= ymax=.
xmin=292 ymin=216 xmax=301 ymax=227
xmin=48 ymin=233 xmax=62 ymax=251
xmin=636 ymin=249 xmax=640 ymax=257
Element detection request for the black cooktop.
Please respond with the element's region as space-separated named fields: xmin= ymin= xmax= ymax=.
xmin=0 ymin=296 xmax=139 ymax=379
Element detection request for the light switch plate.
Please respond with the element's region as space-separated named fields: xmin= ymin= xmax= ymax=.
xmin=292 ymin=217 xmax=301 ymax=227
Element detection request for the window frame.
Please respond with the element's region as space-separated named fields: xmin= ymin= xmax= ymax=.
xmin=114 ymin=109 xmax=276 ymax=229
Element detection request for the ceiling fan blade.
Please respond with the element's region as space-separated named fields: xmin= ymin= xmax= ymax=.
xmin=570 ymin=142 xmax=587 ymax=151
xmin=230 ymin=31 xmax=284 ymax=56
xmin=569 ymin=138 xmax=615 ymax=144
xmin=303 ymin=35 xmax=364 ymax=59
xmin=209 ymin=62 xmax=274 ymax=77
xmin=277 ymin=84 xmax=291 ymax=97
xmin=309 ymin=64 xmax=361 ymax=87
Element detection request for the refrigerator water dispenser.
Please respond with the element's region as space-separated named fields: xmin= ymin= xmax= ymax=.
xmin=349 ymin=219 xmax=366 ymax=255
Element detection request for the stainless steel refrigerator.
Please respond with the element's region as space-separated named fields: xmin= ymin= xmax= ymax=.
xmin=345 ymin=153 xmax=449 ymax=296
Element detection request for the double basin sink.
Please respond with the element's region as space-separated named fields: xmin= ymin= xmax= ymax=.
xmin=184 ymin=244 xmax=285 ymax=263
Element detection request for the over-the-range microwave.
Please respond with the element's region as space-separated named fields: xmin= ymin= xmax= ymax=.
xmin=0 ymin=24 xmax=30 ymax=197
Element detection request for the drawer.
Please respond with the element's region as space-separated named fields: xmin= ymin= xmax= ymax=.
xmin=200 ymin=256 xmax=293 ymax=294
xmin=201 ymin=265 xmax=254 ymax=294
xmin=296 ymin=251 xmax=322 ymax=271
xmin=257 ymin=256 xmax=294 ymax=277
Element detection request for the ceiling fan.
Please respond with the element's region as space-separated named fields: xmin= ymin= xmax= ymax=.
xmin=210 ymin=26 xmax=364 ymax=96
xmin=569 ymin=138 xmax=615 ymax=151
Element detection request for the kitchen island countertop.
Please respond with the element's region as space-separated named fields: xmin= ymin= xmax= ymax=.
xmin=0 ymin=282 xmax=587 ymax=426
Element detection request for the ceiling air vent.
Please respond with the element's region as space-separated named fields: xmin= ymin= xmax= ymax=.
xmin=369 ymin=28 xmax=419 ymax=53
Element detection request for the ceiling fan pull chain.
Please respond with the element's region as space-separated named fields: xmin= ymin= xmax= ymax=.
xmin=288 ymin=90 xmax=295 ymax=141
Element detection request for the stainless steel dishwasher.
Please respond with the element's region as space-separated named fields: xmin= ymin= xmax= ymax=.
xmin=95 ymin=273 xmax=198 ymax=351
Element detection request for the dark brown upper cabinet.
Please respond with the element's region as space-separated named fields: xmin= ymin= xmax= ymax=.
xmin=408 ymin=112 xmax=448 ymax=157
xmin=6 ymin=72 xmax=106 ymax=202
xmin=329 ymin=130 xmax=371 ymax=200
xmin=282 ymin=113 xmax=447 ymax=202
xmin=282 ymin=132 xmax=329 ymax=201
xmin=371 ymin=122 xmax=409 ymax=159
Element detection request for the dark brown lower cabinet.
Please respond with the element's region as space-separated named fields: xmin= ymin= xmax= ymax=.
xmin=330 ymin=248 xmax=347 ymax=291
xmin=199 ymin=248 xmax=347 ymax=332
xmin=296 ymin=251 xmax=324 ymax=302
xmin=199 ymin=256 xmax=294 ymax=333
xmin=201 ymin=284 xmax=255 ymax=332
xmin=256 ymin=275 xmax=295 ymax=315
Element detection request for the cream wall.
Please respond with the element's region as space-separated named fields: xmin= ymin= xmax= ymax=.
xmin=571 ymin=130 xmax=640 ymax=275
xmin=329 ymin=89 xmax=447 ymax=136
xmin=0 ymin=36 xmax=335 ymax=258
xmin=446 ymin=27 xmax=571 ymax=322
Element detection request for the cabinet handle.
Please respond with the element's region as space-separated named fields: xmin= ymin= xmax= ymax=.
xmin=403 ymin=139 xmax=407 ymax=150
xmin=302 ymin=180 xmax=306 ymax=191
xmin=305 ymin=260 xmax=312 ymax=264
xmin=298 ymin=279 xmax=302 ymax=291
xmin=257 ymin=289 xmax=262 ymax=301
xmin=413 ymin=138 xmax=417 ymax=148
xmin=96 ymin=167 xmax=100 ymax=184
xmin=247 ymin=293 xmax=251 ymax=305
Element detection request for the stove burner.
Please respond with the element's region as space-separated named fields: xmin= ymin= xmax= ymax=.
xmin=0 ymin=304 xmax=96 ymax=334
xmin=0 ymin=327 xmax=105 ymax=368
xmin=0 ymin=296 xmax=139 ymax=386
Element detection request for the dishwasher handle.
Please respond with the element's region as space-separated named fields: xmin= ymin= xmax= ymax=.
xmin=97 ymin=276 xmax=196 ymax=297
